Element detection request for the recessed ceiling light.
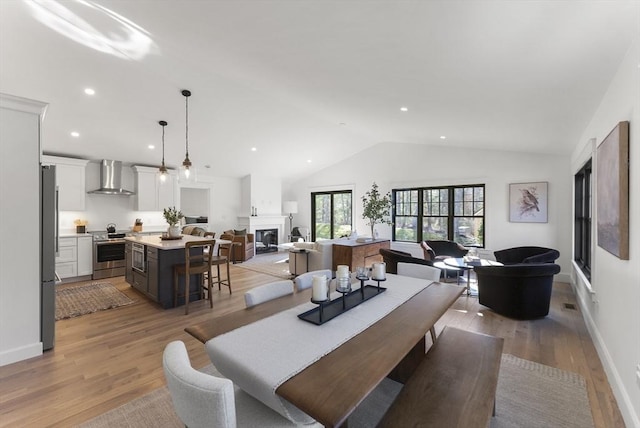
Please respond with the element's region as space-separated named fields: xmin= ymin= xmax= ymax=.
xmin=251 ymin=147 xmax=257 ymax=152
xmin=440 ymin=135 xmax=446 ymax=140
xmin=148 ymin=144 xmax=155 ymax=149
xmin=400 ymin=107 xmax=408 ymax=112
xmin=307 ymin=159 xmax=312 ymax=163
xmin=84 ymin=88 xmax=95 ymax=95
xmin=70 ymin=131 xmax=80 ymax=137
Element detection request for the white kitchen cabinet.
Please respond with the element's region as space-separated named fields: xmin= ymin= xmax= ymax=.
xmin=42 ymin=155 xmax=89 ymax=211
xmin=56 ymin=236 xmax=92 ymax=280
xmin=133 ymin=165 xmax=176 ymax=211
xmin=56 ymin=238 xmax=77 ymax=279
xmin=77 ymin=236 xmax=93 ymax=276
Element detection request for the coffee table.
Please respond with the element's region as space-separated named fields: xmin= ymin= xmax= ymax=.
xmin=444 ymin=257 xmax=503 ymax=296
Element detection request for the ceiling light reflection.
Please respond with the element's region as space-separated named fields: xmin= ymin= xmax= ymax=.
xmin=25 ymin=0 xmax=158 ymax=61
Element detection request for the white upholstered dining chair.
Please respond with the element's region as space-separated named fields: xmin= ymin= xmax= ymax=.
xmin=397 ymin=262 xmax=442 ymax=283
xmin=294 ymin=269 xmax=332 ymax=292
xmin=163 ymin=340 xmax=316 ymax=428
xmin=244 ymin=280 xmax=294 ymax=308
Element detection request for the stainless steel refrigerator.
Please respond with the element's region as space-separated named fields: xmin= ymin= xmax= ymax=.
xmin=41 ymin=165 xmax=57 ymax=351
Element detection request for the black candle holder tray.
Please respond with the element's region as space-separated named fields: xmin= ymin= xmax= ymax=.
xmin=298 ymin=284 xmax=386 ymax=325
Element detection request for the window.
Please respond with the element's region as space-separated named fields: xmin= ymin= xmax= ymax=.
xmin=393 ymin=184 xmax=485 ymax=246
xmin=312 ymin=190 xmax=352 ymax=240
xmin=574 ymin=160 xmax=592 ymax=280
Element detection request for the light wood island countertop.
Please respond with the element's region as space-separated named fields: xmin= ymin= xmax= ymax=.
xmin=124 ymin=234 xmax=211 ymax=250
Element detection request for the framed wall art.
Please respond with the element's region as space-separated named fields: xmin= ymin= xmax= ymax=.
xmin=596 ymin=121 xmax=629 ymax=260
xmin=509 ymin=182 xmax=548 ymax=223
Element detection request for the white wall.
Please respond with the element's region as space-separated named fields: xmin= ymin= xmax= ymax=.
xmin=180 ymin=187 xmax=209 ymax=217
xmin=284 ymin=143 xmax=572 ymax=279
xmin=0 ymin=94 xmax=47 ymax=366
xmin=240 ymin=174 xmax=283 ymax=216
xmin=570 ymin=36 xmax=640 ymax=428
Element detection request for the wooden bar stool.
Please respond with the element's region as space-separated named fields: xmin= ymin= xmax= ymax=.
xmin=173 ymin=239 xmax=215 ymax=315
xmin=209 ymin=242 xmax=232 ymax=294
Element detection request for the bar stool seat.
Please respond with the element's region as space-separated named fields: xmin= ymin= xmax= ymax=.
xmin=174 ymin=240 xmax=215 ymax=315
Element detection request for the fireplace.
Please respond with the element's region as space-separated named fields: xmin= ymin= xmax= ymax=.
xmin=255 ymin=228 xmax=279 ymax=253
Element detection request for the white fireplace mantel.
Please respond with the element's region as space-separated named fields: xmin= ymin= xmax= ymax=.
xmin=238 ymin=216 xmax=287 ymax=247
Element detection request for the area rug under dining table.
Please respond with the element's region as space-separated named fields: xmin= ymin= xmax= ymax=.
xmin=78 ymin=353 xmax=594 ymax=428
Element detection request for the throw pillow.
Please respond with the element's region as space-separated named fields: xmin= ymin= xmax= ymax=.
xmin=234 ymin=229 xmax=247 ymax=236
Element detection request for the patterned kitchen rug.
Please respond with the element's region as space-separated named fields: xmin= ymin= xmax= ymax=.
xmin=55 ymin=282 xmax=134 ymax=320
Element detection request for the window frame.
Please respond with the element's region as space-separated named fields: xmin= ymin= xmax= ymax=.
xmin=311 ymin=190 xmax=353 ymax=241
xmin=392 ymin=184 xmax=485 ymax=247
xmin=574 ymin=159 xmax=592 ymax=280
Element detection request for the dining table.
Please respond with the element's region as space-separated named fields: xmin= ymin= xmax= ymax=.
xmin=185 ymin=274 xmax=463 ymax=428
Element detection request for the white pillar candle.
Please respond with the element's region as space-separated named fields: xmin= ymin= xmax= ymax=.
xmin=337 ymin=265 xmax=349 ymax=278
xmin=312 ymin=275 xmax=328 ymax=301
xmin=372 ymin=262 xmax=386 ymax=280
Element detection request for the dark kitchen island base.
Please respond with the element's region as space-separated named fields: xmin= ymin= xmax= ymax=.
xmin=125 ymin=238 xmax=204 ymax=309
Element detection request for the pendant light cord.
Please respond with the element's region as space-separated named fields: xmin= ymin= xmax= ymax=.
xmin=185 ymin=94 xmax=189 ymax=157
xmin=161 ymin=122 xmax=166 ymax=164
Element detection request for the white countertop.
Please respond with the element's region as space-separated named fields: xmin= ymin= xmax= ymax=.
xmin=59 ymin=232 xmax=92 ymax=238
xmin=124 ymin=234 xmax=211 ymax=250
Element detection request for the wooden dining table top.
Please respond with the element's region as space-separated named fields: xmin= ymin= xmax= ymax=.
xmin=185 ymin=279 xmax=463 ymax=427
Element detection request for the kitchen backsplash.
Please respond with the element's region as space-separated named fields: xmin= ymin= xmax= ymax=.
xmin=59 ymin=193 xmax=168 ymax=233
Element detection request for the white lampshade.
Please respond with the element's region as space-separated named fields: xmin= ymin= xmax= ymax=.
xmin=283 ymin=201 xmax=298 ymax=214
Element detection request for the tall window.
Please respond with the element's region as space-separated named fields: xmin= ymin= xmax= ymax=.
xmin=393 ymin=184 xmax=485 ymax=246
xmin=574 ymin=160 xmax=592 ymax=280
xmin=312 ymin=190 xmax=352 ymax=240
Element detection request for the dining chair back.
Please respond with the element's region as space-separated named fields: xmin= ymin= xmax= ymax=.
xmin=173 ymin=239 xmax=215 ymax=315
xmin=294 ymin=269 xmax=332 ymax=292
xmin=163 ymin=340 xmax=236 ymax=427
xmin=163 ymin=341 xmax=310 ymax=428
xmin=244 ymin=280 xmax=294 ymax=308
xmin=397 ymin=262 xmax=442 ymax=282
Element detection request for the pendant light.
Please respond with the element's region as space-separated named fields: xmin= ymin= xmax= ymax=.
xmin=181 ymin=89 xmax=192 ymax=179
xmin=158 ymin=120 xmax=168 ymax=181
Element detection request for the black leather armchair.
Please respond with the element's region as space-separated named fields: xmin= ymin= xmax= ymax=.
xmin=379 ymin=248 xmax=433 ymax=274
xmin=425 ymin=240 xmax=469 ymax=280
xmin=494 ymin=246 xmax=559 ymax=265
xmin=474 ymin=263 xmax=561 ymax=319
xmin=426 ymin=240 xmax=469 ymax=259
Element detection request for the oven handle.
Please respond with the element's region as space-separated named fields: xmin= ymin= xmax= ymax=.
xmin=95 ymin=240 xmax=127 ymax=246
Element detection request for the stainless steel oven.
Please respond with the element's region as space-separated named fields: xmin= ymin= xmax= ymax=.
xmin=92 ymin=232 xmax=127 ymax=279
xmin=132 ymin=242 xmax=146 ymax=273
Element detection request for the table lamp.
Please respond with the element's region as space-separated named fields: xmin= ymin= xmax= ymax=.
xmin=283 ymin=201 xmax=298 ymax=241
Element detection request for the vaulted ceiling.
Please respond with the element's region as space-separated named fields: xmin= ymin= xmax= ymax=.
xmin=1 ymin=1 xmax=638 ymax=180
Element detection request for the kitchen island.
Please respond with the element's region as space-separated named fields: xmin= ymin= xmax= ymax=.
xmin=124 ymin=234 xmax=214 ymax=309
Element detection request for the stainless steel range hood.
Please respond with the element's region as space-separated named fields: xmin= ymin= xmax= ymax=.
xmin=88 ymin=160 xmax=135 ymax=196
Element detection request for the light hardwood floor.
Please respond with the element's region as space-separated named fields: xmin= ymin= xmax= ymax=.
xmin=0 ymin=261 xmax=626 ymax=427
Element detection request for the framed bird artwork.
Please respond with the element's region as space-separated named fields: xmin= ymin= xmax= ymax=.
xmin=509 ymin=182 xmax=548 ymax=223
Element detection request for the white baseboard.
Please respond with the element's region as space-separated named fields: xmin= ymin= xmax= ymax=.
xmin=0 ymin=342 xmax=43 ymax=367
xmin=571 ymin=280 xmax=640 ymax=428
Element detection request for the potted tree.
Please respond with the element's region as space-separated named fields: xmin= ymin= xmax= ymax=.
xmin=163 ymin=206 xmax=184 ymax=237
xmin=361 ymin=182 xmax=392 ymax=240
